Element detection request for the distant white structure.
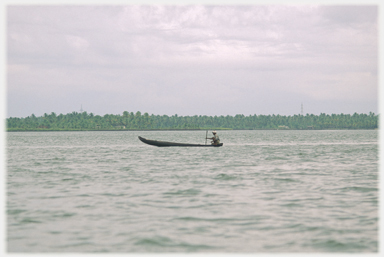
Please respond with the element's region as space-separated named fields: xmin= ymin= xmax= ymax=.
xmin=301 ymin=103 xmax=303 ymax=116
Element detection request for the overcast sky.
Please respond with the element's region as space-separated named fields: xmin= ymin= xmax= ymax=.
xmin=6 ymin=3 xmax=379 ymax=118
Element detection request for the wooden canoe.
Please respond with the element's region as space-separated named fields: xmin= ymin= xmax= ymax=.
xmin=138 ymin=136 xmax=223 ymax=147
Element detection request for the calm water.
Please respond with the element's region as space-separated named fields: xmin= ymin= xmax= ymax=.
xmin=6 ymin=130 xmax=378 ymax=253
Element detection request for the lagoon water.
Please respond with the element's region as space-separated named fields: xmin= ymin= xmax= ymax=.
xmin=6 ymin=130 xmax=378 ymax=252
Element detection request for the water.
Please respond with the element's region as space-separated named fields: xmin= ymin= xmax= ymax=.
xmin=6 ymin=130 xmax=378 ymax=253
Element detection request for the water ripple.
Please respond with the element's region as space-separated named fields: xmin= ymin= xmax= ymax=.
xmin=6 ymin=130 xmax=378 ymax=253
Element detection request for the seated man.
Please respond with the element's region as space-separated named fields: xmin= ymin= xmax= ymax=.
xmin=207 ymin=131 xmax=220 ymax=145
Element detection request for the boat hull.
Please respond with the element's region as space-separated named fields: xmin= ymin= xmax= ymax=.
xmin=138 ymin=136 xmax=223 ymax=147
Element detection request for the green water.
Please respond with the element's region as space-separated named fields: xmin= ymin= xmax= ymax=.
xmin=7 ymin=130 xmax=378 ymax=252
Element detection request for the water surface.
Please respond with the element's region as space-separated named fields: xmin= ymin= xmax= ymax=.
xmin=7 ymin=130 xmax=378 ymax=252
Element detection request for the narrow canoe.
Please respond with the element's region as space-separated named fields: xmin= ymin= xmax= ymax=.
xmin=138 ymin=136 xmax=223 ymax=147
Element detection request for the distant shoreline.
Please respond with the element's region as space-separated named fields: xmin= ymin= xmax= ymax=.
xmin=6 ymin=112 xmax=378 ymax=131
xmin=6 ymin=128 xmax=377 ymax=132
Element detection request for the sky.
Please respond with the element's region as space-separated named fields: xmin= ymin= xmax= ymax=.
xmin=5 ymin=2 xmax=380 ymax=118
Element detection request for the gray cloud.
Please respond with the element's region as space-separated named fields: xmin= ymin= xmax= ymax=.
xmin=7 ymin=5 xmax=378 ymax=117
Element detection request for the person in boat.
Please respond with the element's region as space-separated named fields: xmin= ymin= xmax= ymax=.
xmin=207 ymin=131 xmax=220 ymax=145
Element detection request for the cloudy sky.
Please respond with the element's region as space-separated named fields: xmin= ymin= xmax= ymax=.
xmin=6 ymin=2 xmax=379 ymax=118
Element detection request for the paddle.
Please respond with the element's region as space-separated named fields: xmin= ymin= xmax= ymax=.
xmin=205 ymin=130 xmax=208 ymax=145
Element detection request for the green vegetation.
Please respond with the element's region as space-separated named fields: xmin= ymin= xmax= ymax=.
xmin=6 ymin=111 xmax=378 ymax=131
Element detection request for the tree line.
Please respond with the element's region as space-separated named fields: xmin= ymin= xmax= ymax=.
xmin=6 ymin=111 xmax=378 ymax=131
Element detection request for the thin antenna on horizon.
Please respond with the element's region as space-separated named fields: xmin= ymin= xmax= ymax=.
xmin=301 ymin=103 xmax=303 ymax=116
xmin=80 ymin=104 xmax=83 ymax=113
